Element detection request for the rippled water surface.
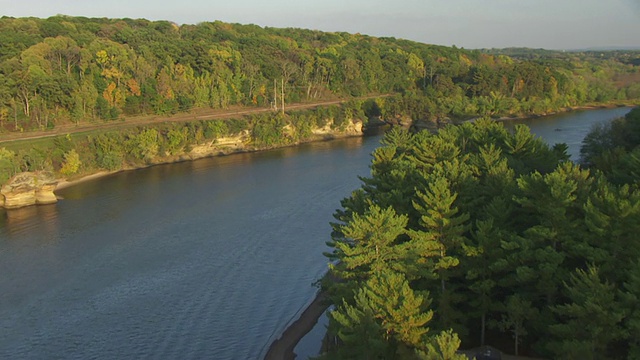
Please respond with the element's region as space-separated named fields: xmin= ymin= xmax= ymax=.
xmin=506 ymin=107 xmax=632 ymax=161
xmin=0 ymin=136 xmax=382 ymax=359
xmin=0 ymin=107 xmax=632 ymax=360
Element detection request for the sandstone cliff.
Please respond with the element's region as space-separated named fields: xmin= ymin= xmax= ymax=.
xmin=190 ymin=120 xmax=363 ymax=159
xmin=1 ymin=172 xmax=58 ymax=209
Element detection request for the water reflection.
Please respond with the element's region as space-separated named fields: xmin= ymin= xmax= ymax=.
xmin=0 ymin=204 xmax=60 ymax=241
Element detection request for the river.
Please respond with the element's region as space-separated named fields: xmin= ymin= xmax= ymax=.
xmin=0 ymin=107 xmax=632 ymax=359
xmin=504 ymin=107 xmax=633 ymax=161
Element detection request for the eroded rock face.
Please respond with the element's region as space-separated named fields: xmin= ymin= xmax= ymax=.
xmin=1 ymin=172 xmax=58 ymax=209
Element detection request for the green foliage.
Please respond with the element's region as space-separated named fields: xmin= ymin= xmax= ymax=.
xmin=0 ymin=100 xmax=369 ymax=184
xmin=330 ymin=270 xmax=433 ymax=358
xmin=415 ymin=330 xmax=467 ymax=360
xmin=204 ymin=120 xmax=229 ymax=139
xmin=90 ymin=132 xmax=124 ymax=170
xmin=0 ymin=147 xmax=17 ymax=183
xmin=251 ymin=113 xmax=287 ymax=147
xmin=330 ymin=205 xmax=409 ymax=281
xmin=581 ymin=108 xmax=640 ymax=185
xmin=496 ymin=295 xmax=537 ymax=356
xmin=324 ymin=118 xmax=640 ymax=358
xmin=548 ymin=266 xmax=625 ymax=359
xmin=129 ymin=128 xmax=159 ymax=161
xmin=59 ymin=149 xmax=81 ymax=175
xmin=0 ymin=16 xmax=637 ymax=132
xmin=165 ymin=127 xmax=189 ymax=155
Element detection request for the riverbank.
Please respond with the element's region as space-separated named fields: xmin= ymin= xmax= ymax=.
xmin=51 ymin=131 xmax=365 ymax=193
xmin=264 ymin=291 xmax=330 ymax=360
xmin=493 ymin=103 xmax=636 ymax=122
xmin=55 ymin=171 xmax=120 ymax=191
xmin=261 ymin=286 xmax=549 ymax=360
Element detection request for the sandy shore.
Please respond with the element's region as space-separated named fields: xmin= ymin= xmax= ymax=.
xmin=55 ymin=170 xmax=121 ymax=191
xmin=264 ymin=291 xmax=330 ymax=360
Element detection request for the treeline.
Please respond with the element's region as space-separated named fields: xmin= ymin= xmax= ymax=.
xmin=0 ymin=101 xmax=366 ymax=184
xmin=581 ymin=107 xmax=640 ymax=185
xmin=321 ymin=108 xmax=640 ymax=359
xmin=0 ymin=16 xmax=638 ymax=132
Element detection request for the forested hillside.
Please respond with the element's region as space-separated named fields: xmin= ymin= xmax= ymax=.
xmin=0 ymin=15 xmax=639 ymax=132
xmin=321 ymin=108 xmax=640 ymax=359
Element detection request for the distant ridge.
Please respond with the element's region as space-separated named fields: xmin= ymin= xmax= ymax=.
xmin=567 ymin=46 xmax=640 ymax=52
xmin=478 ymin=46 xmax=640 ymax=53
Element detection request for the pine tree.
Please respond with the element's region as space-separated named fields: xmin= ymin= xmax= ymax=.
xmin=329 ymin=298 xmax=390 ymax=359
xmin=622 ymin=261 xmax=640 ymax=359
xmin=465 ymin=219 xmax=503 ymax=346
xmin=497 ymin=295 xmax=537 ymax=356
xmin=329 ymin=270 xmax=434 ymax=358
xmin=326 ymin=205 xmax=410 ymax=303
xmin=415 ymin=330 xmax=468 ymax=360
xmin=548 ymin=266 xmax=625 ymax=359
xmin=413 ymin=177 xmax=469 ymax=294
xmin=412 ymin=176 xmax=470 ymax=331
xmin=584 ymin=179 xmax=640 ymax=280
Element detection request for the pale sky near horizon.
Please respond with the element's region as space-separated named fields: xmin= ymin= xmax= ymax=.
xmin=1 ymin=0 xmax=639 ymax=50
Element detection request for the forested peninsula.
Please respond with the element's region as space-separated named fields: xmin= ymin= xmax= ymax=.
xmin=322 ymin=108 xmax=640 ymax=359
xmin=0 ymin=15 xmax=639 ymax=198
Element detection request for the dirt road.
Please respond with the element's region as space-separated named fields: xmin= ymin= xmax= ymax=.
xmin=0 ymin=95 xmax=388 ymax=144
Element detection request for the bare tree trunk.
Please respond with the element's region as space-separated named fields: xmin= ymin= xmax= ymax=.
xmin=12 ymin=99 xmax=18 ymax=130
xmin=281 ymin=78 xmax=285 ymax=116
xmin=515 ymin=328 xmax=519 ymax=356
xmin=481 ymin=313 xmax=486 ymax=346
xmin=19 ymin=90 xmax=30 ymax=117
xmin=273 ymin=79 xmax=278 ymax=111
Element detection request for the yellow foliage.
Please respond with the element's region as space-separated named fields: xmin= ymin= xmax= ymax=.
xmin=459 ymin=54 xmax=473 ymax=67
xmin=60 ymin=149 xmax=81 ymax=176
xmin=96 ymin=50 xmax=109 ymax=67
xmin=101 ymin=67 xmax=122 ymax=81
xmin=0 ymin=107 xmax=9 ymax=122
xmin=127 ymin=79 xmax=141 ymax=96
xmin=103 ymin=82 xmax=117 ymax=106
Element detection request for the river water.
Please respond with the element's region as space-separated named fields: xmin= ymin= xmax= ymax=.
xmin=504 ymin=107 xmax=632 ymax=161
xmin=0 ymin=107 xmax=632 ymax=359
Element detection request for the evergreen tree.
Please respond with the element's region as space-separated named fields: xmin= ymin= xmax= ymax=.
xmin=326 ymin=205 xmax=410 ymax=303
xmin=415 ymin=330 xmax=467 ymax=360
xmin=622 ymin=261 xmax=640 ymax=359
xmin=412 ymin=176 xmax=470 ymax=331
xmin=329 ymin=270 xmax=434 ymax=358
xmin=548 ymin=266 xmax=625 ymax=359
xmin=584 ymin=180 xmax=640 ymax=280
xmin=412 ymin=177 xmax=469 ymax=293
xmin=496 ymin=295 xmax=537 ymax=356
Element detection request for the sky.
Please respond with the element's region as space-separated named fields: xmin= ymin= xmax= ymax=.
xmin=1 ymin=0 xmax=639 ymax=50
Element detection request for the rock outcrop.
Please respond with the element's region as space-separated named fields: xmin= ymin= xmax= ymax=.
xmin=312 ymin=119 xmax=363 ymax=137
xmin=1 ymin=172 xmax=58 ymax=209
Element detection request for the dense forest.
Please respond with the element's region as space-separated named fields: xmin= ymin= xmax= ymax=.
xmin=320 ymin=108 xmax=640 ymax=359
xmin=0 ymin=15 xmax=639 ymax=133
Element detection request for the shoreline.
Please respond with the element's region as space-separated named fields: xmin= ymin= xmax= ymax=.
xmin=21 ymin=104 xmax=640 ymax=194
xmin=52 ymin=132 xmax=365 ymax=193
xmin=264 ymin=291 xmax=329 ymax=360
xmin=55 ymin=170 xmax=121 ymax=191
xmin=494 ymin=103 xmax=635 ymax=122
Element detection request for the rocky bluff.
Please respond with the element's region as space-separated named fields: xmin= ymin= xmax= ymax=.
xmin=0 ymin=172 xmax=58 ymax=209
